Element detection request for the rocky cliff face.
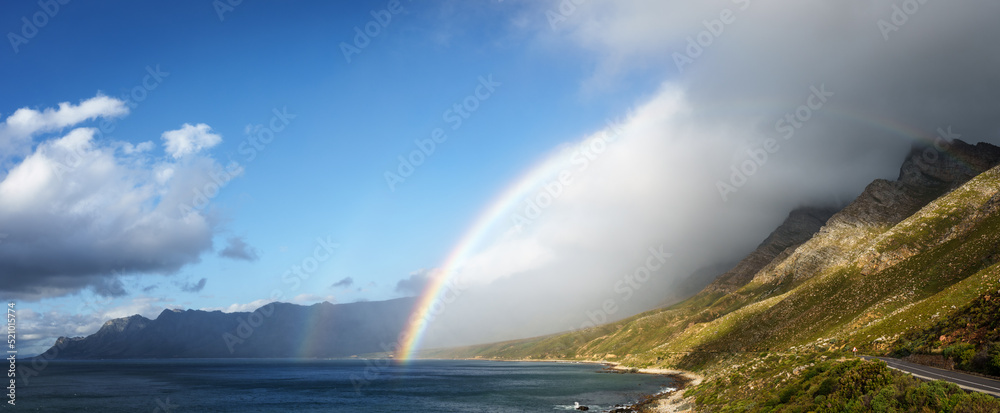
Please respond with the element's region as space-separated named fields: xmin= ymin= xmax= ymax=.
xmin=39 ymin=298 xmax=415 ymax=359
xmin=705 ymin=207 xmax=838 ymax=293
xmin=897 ymin=140 xmax=1000 ymax=188
xmin=858 ymin=163 xmax=1000 ymax=275
xmin=751 ymin=140 xmax=1000 ymax=285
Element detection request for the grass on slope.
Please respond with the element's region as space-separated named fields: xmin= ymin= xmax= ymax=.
xmin=882 ymin=271 xmax=1000 ymax=377
xmin=687 ymin=353 xmax=1000 ymax=412
xmin=667 ymin=175 xmax=1000 ymax=370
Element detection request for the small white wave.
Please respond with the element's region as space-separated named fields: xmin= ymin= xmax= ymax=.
xmin=552 ymin=403 xmax=602 ymax=410
xmin=655 ymin=386 xmax=677 ymax=396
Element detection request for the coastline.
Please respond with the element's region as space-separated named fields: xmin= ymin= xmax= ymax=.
xmin=602 ymin=362 xmax=702 ymax=413
xmin=447 ymin=358 xmax=702 ymax=412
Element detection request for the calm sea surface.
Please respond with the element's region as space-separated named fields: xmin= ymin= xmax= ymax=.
xmin=16 ymin=359 xmax=677 ymax=412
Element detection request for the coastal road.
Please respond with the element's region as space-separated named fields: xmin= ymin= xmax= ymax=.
xmin=861 ymin=356 xmax=1000 ymax=397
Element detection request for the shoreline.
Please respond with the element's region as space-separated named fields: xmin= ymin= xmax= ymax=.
xmin=443 ymin=358 xmax=702 ymax=412
xmin=601 ymin=362 xmax=702 ymax=413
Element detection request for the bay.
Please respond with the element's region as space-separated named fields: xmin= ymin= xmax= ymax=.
xmin=17 ymin=359 xmax=677 ymax=412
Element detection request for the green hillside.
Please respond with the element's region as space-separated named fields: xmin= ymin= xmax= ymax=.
xmin=428 ymin=149 xmax=1000 ymax=410
xmin=435 ymin=164 xmax=1000 ymax=365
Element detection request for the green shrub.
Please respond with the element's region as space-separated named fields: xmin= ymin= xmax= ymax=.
xmin=840 ymin=360 xmax=892 ymax=399
xmin=944 ymin=342 xmax=977 ymax=369
xmin=693 ymin=356 xmax=1000 ymax=412
xmin=953 ymin=391 xmax=1000 ymax=413
xmin=814 ymin=377 xmax=838 ymax=396
xmin=903 ymin=380 xmax=949 ymax=409
xmin=778 ymin=383 xmax=801 ymax=403
xmin=870 ymin=385 xmax=900 ymax=412
xmin=801 ymin=366 xmax=821 ymax=381
xmin=987 ymin=343 xmax=1000 ymax=376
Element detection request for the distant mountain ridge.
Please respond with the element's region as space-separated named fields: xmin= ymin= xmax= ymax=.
xmin=39 ymin=298 xmax=414 ymax=359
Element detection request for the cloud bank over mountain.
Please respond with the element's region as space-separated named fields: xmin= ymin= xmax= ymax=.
xmin=419 ymin=0 xmax=1000 ymax=348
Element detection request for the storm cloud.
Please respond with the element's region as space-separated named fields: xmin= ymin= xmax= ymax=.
xmin=418 ymin=0 xmax=1000 ymax=348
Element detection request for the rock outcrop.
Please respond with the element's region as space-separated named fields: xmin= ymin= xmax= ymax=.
xmin=752 ymin=140 xmax=1000 ymax=285
xmin=705 ymin=207 xmax=838 ymax=293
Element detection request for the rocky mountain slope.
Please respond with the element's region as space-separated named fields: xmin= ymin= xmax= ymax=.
xmin=38 ymin=298 xmax=414 ymax=359
xmin=429 ymin=140 xmax=1000 ymax=373
xmin=705 ymin=206 xmax=839 ymax=294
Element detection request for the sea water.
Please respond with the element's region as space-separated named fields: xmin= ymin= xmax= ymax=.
xmin=17 ymin=359 xmax=676 ymax=412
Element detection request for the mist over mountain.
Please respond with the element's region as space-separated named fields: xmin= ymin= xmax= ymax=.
xmin=432 ymin=139 xmax=1000 ymax=375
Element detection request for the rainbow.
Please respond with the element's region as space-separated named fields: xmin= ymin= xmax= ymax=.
xmin=396 ymin=142 xmax=587 ymax=361
xmin=824 ymin=108 xmax=977 ymax=171
xmin=296 ymin=304 xmax=327 ymax=357
xmin=395 ymin=103 xmax=968 ymax=361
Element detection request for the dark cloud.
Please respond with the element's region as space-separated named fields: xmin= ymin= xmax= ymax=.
xmin=330 ymin=277 xmax=353 ymax=288
xmin=395 ymin=270 xmax=431 ymax=296
xmin=218 ymin=236 xmax=260 ymax=261
xmin=92 ymin=278 xmax=128 ymax=298
xmin=180 ymin=278 xmax=207 ymax=293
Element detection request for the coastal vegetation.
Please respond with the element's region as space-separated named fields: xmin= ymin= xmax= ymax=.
xmin=430 ymin=145 xmax=1000 ymax=411
xmin=688 ymin=354 xmax=999 ymax=412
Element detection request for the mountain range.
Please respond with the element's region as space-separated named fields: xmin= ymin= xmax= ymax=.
xmin=38 ymin=298 xmax=414 ymax=359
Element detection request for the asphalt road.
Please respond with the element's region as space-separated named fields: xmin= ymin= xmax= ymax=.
xmin=861 ymin=356 xmax=1000 ymax=397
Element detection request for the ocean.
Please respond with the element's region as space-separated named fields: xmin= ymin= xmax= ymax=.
xmin=16 ymin=359 xmax=677 ymax=412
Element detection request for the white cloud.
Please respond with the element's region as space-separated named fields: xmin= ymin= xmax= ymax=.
xmin=17 ymin=296 xmax=178 ymax=356
xmin=0 ymin=95 xmax=129 ymax=156
xmin=120 ymin=141 xmax=154 ymax=154
xmin=161 ymin=123 xmax=222 ymax=158
xmin=202 ymin=299 xmax=273 ymax=313
xmin=0 ymin=94 xmax=238 ymax=300
xmin=291 ymin=294 xmax=336 ymax=305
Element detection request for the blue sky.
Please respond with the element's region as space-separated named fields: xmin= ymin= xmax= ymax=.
xmin=5 ymin=1 xmax=1000 ymax=355
xmin=4 ymin=2 xmax=634 ymax=294
xmin=1 ymin=0 xmax=668 ymax=352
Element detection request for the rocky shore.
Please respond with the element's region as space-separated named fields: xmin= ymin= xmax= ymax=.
xmin=601 ymin=363 xmax=702 ymax=413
